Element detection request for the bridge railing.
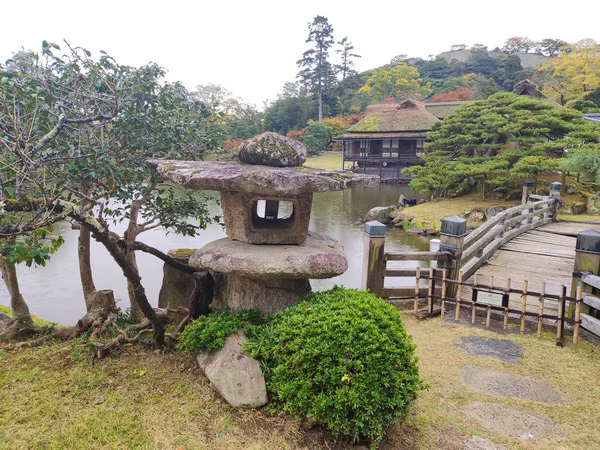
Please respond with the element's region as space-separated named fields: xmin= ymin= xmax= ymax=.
xmin=362 ymin=181 xmax=562 ymax=305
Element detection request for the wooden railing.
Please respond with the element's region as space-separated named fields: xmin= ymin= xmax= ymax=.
xmin=460 ymin=198 xmax=557 ymax=279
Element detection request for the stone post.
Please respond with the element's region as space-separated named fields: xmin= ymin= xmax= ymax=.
xmin=440 ymin=216 xmax=467 ymax=298
xmin=549 ymin=182 xmax=562 ymax=221
xmin=569 ymin=230 xmax=600 ymax=317
xmin=522 ymin=180 xmax=534 ymax=204
xmin=429 ymin=238 xmax=440 ymax=269
xmin=361 ymin=220 xmax=386 ymax=298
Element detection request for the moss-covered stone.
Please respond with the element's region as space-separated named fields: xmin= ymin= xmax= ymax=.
xmin=238 ymin=132 xmax=307 ymax=167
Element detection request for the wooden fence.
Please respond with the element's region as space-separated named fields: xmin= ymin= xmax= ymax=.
xmin=362 ymin=181 xmax=600 ymax=344
xmin=415 ymin=269 xmax=584 ymax=346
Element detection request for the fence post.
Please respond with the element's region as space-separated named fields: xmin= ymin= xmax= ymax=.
xmin=522 ymin=180 xmax=534 ymax=204
xmin=361 ymin=220 xmax=386 ymax=298
xmin=440 ymin=216 xmax=467 ymax=298
xmin=569 ymin=229 xmax=600 ymax=317
xmin=549 ymin=182 xmax=562 ymax=221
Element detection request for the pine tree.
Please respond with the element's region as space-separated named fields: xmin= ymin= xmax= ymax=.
xmin=335 ymin=37 xmax=361 ymax=116
xmin=297 ymin=16 xmax=336 ymax=122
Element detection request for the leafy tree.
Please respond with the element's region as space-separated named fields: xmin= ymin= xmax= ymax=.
xmin=461 ymin=73 xmax=498 ymax=99
xmin=502 ymin=37 xmax=537 ymax=53
xmin=335 ymin=37 xmax=361 ymax=116
xmin=303 ymin=123 xmax=330 ymax=155
xmin=535 ymin=38 xmax=568 ymax=57
xmin=263 ymin=83 xmax=316 ymax=134
xmin=297 ymin=16 xmax=336 ymax=122
xmin=561 ymin=146 xmax=600 ymax=184
xmin=0 ymin=42 xmax=217 ymax=344
xmin=430 ymin=88 xmax=473 ymax=102
xmin=358 ymin=62 xmax=431 ymax=102
xmin=540 ymin=39 xmax=600 ymax=106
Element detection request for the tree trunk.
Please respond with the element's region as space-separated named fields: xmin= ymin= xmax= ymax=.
xmin=318 ymin=92 xmax=323 ymax=123
xmin=78 ymin=222 xmax=97 ymax=311
xmin=124 ymin=199 xmax=143 ymax=314
xmin=0 ymin=255 xmax=34 ymax=328
xmin=92 ymin=229 xmax=165 ymax=345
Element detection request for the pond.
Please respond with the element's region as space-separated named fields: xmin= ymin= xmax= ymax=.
xmin=1 ymin=184 xmax=431 ymax=325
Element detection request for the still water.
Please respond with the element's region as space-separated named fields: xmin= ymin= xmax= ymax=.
xmin=1 ymin=185 xmax=431 ymax=325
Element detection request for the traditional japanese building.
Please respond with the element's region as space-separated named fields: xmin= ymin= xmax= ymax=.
xmin=334 ymin=99 xmax=470 ymax=181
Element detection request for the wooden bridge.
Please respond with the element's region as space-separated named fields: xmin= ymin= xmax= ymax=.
xmin=362 ymin=182 xmax=600 ymax=343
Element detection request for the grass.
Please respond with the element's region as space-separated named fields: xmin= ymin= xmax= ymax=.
xmin=303 ymin=152 xmax=352 ymax=170
xmin=0 ymin=305 xmax=57 ymax=327
xmin=1 ymin=313 xmax=598 ymax=449
xmin=404 ymin=194 xmax=519 ymax=227
xmin=557 ymin=214 xmax=600 ymax=223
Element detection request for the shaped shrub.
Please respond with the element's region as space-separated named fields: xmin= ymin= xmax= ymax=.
xmin=246 ymin=287 xmax=422 ymax=446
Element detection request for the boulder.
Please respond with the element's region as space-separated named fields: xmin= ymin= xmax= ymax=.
xmin=406 ymin=226 xmax=425 ymax=235
xmin=587 ymin=194 xmax=600 ymax=215
xmin=565 ymin=185 xmax=578 ymax=195
xmin=363 ymin=206 xmax=396 ymax=224
xmin=391 ymin=212 xmax=414 ymax=228
xmin=157 ymin=249 xmax=197 ymax=315
xmin=237 ymin=132 xmax=307 ymax=167
xmin=572 ymin=203 xmax=587 ymax=215
xmin=485 ymin=206 xmax=505 ymax=220
xmin=197 ymin=331 xmax=268 ymax=409
xmin=469 ymin=210 xmax=486 ymax=222
xmin=424 ymin=228 xmax=439 ymax=236
xmin=0 ymin=312 xmax=11 ymax=329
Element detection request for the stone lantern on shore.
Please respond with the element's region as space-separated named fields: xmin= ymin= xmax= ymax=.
xmin=150 ymin=132 xmax=379 ymax=314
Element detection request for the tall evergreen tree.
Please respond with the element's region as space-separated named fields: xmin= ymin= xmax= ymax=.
xmin=297 ymin=16 xmax=336 ymax=122
xmin=335 ymin=37 xmax=361 ymax=116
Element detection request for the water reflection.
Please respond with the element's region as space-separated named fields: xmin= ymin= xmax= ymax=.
xmin=1 ymin=185 xmax=431 ymax=325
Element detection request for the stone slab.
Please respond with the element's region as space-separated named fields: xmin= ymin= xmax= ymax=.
xmin=197 ymin=331 xmax=268 ymax=409
xmin=147 ymin=159 xmax=379 ymax=196
xmin=464 ymin=436 xmax=506 ymax=450
xmin=462 ymin=402 xmax=563 ymax=440
xmin=455 ymin=336 xmax=524 ymax=364
xmin=190 ymin=232 xmax=348 ymax=279
xmin=460 ymin=366 xmax=565 ymax=404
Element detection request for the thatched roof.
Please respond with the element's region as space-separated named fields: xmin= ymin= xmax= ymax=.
xmin=335 ymin=99 xmax=469 ymax=140
xmin=425 ymin=101 xmax=472 ymax=119
xmin=513 ymin=79 xmax=563 ymax=108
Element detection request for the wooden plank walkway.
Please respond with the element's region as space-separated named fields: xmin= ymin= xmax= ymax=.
xmin=467 ymin=221 xmax=600 ymax=313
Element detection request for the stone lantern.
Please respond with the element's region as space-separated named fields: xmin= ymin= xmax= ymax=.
xmin=150 ymin=132 xmax=379 ymax=314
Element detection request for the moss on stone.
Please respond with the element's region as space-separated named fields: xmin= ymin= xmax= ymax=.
xmin=168 ymin=248 xmax=197 ymax=258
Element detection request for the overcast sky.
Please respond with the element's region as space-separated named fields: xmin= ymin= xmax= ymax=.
xmin=1 ymin=0 xmax=597 ymax=108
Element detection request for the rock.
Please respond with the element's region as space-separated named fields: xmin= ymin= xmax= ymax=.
xmin=157 ymin=249 xmax=197 ymax=314
xmin=406 ymin=226 xmax=425 ymax=235
xmin=565 ymin=185 xmax=578 ymax=195
xmin=572 ymin=203 xmax=587 ymax=215
xmin=424 ymin=228 xmax=439 ymax=236
xmin=148 ymin=160 xmax=379 ymax=197
xmin=462 ymin=402 xmax=563 ymax=440
xmin=484 ymin=206 xmax=505 ymax=220
xmin=363 ymin=206 xmax=395 ymax=224
xmin=587 ymin=194 xmax=600 ymax=215
xmin=468 ymin=210 xmax=485 ymax=222
xmin=464 ymin=436 xmax=506 ymax=450
xmin=391 ymin=212 xmax=414 ymax=228
xmin=190 ymin=232 xmax=347 ymax=280
xmin=197 ymin=331 xmax=268 ymax=409
xmin=237 ymin=132 xmax=307 ymax=167
xmin=0 ymin=313 xmax=10 ymax=328
xmin=460 ymin=366 xmax=565 ymax=404
xmin=455 ymin=336 xmax=523 ymax=364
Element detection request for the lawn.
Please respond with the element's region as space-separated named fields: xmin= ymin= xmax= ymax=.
xmin=303 ymin=152 xmax=352 ymax=170
xmin=1 ymin=312 xmax=598 ymax=449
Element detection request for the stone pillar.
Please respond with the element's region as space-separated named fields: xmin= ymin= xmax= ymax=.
xmin=158 ymin=249 xmax=197 ymax=314
xmin=440 ymin=216 xmax=467 ymax=298
xmin=549 ymin=182 xmax=562 ymax=221
xmin=569 ymin=230 xmax=600 ymax=317
xmin=361 ymin=220 xmax=386 ymax=298
xmin=522 ymin=181 xmax=534 ymax=204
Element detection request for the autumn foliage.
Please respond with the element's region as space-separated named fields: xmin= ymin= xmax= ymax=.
xmin=430 ymin=88 xmax=474 ymax=102
xmin=286 ymin=129 xmax=308 ymax=141
xmin=223 ymin=138 xmax=244 ymax=152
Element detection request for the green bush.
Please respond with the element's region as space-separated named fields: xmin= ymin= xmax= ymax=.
xmin=246 ymin=287 xmax=423 ymax=446
xmin=177 ymin=308 xmax=261 ymax=354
